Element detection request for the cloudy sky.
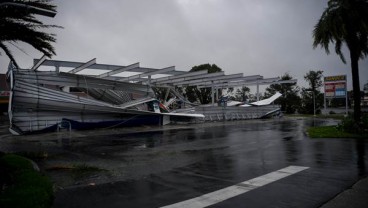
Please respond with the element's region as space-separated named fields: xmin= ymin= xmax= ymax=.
xmin=1 ymin=0 xmax=367 ymax=92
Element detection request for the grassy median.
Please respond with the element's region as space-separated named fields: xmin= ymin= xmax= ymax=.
xmin=307 ymin=126 xmax=368 ymax=138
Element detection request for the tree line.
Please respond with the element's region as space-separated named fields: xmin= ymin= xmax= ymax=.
xmin=1 ymin=0 xmax=367 ymax=127
xmin=168 ymin=64 xmax=367 ymax=115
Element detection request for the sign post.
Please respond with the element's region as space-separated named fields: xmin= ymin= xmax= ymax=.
xmin=324 ymin=75 xmax=348 ymax=115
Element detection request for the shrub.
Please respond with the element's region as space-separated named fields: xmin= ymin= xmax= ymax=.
xmin=337 ymin=114 xmax=368 ymax=134
xmin=337 ymin=115 xmax=360 ymax=133
xmin=0 ymin=154 xmax=53 ymax=208
xmin=362 ymin=113 xmax=368 ymax=132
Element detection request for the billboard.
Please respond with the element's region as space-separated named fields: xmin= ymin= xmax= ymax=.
xmin=324 ymin=75 xmax=346 ymax=82
xmin=324 ymin=75 xmax=346 ymax=98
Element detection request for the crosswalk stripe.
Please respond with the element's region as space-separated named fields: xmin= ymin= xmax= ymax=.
xmin=161 ymin=166 xmax=309 ymax=208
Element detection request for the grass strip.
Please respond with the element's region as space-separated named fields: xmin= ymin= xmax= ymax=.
xmin=307 ymin=126 xmax=368 ymax=138
xmin=286 ymin=114 xmax=345 ymax=120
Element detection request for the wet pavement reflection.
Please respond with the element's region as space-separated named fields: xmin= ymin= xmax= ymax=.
xmin=1 ymin=117 xmax=367 ymax=207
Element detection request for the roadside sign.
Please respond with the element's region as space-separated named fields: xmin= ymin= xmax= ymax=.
xmin=324 ymin=82 xmax=346 ymax=98
xmin=324 ymin=75 xmax=346 ymax=82
xmin=323 ymin=75 xmax=347 ymax=115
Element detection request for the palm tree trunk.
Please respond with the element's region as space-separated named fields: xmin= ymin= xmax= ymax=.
xmin=350 ymin=50 xmax=361 ymax=123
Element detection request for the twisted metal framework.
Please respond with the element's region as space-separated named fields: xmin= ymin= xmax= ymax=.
xmin=7 ymin=57 xmax=295 ymax=135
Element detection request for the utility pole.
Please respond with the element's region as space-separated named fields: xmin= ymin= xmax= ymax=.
xmin=306 ymin=89 xmax=316 ymax=116
xmin=313 ymin=91 xmax=316 ymax=116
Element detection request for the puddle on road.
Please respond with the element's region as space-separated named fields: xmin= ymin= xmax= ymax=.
xmin=0 ymin=117 xmax=344 ymax=188
xmin=283 ymin=136 xmax=294 ymax=141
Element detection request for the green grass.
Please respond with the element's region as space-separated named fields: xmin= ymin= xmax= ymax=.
xmin=15 ymin=151 xmax=49 ymax=160
xmin=307 ymin=126 xmax=368 ymax=138
xmin=286 ymin=114 xmax=345 ymax=120
xmin=46 ymin=163 xmax=105 ymax=172
xmin=0 ymin=154 xmax=34 ymax=170
xmin=72 ymin=163 xmax=105 ymax=172
xmin=0 ymin=154 xmax=53 ymax=208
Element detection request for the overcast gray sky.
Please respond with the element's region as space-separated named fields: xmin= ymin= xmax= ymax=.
xmin=1 ymin=0 xmax=367 ymax=92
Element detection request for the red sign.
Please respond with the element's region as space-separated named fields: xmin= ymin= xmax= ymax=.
xmin=325 ymin=82 xmax=346 ymax=98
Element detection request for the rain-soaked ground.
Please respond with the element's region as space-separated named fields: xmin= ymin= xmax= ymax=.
xmin=0 ymin=117 xmax=367 ymax=208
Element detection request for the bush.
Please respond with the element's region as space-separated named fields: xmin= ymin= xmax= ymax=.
xmin=337 ymin=114 xmax=368 ymax=134
xmin=337 ymin=115 xmax=358 ymax=133
xmin=362 ymin=113 xmax=368 ymax=132
xmin=0 ymin=154 xmax=53 ymax=208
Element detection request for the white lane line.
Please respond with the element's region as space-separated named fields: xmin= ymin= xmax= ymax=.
xmin=161 ymin=166 xmax=309 ymax=208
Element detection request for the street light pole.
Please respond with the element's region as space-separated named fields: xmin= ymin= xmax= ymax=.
xmin=313 ymin=91 xmax=316 ymax=116
xmin=306 ymin=89 xmax=316 ymax=116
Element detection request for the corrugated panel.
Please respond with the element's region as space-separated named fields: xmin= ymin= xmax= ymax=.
xmin=13 ymin=71 xmax=154 ymax=96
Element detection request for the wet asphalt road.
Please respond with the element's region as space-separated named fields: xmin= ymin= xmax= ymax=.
xmin=1 ymin=117 xmax=365 ymax=207
xmin=43 ymin=117 xmax=367 ymax=208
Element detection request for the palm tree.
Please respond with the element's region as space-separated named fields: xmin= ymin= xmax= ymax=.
xmin=313 ymin=0 xmax=368 ymax=123
xmin=0 ymin=0 xmax=60 ymax=68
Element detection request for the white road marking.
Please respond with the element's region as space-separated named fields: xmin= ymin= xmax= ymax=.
xmin=161 ymin=166 xmax=309 ymax=208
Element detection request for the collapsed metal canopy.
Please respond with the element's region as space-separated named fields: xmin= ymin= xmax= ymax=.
xmin=36 ymin=58 xmax=298 ymax=107
xmin=33 ymin=57 xmax=297 ymax=91
xmin=33 ymin=59 xmax=186 ymax=75
xmin=7 ymin=57 xmax=294 ymax=135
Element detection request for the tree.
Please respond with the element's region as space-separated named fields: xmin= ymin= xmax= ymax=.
xmin=184 ymin=64 xmax=222 ymax=104
xmin=304 ymin=70 xmax=323 ymax=93
xmin=234 ymin=86 xmax=250 ymax=102
xmin=299 ymin=70 xmax=324 ymax=114
xmin=264 ymin=73 xmax=300 ymax=114
xmin=0 ymin=0 xmax=60 ymax=68
xmin=313 ymin=0 xmax=368 ymax=123
xmin=364 ymin=80 xmax=368 ymax=95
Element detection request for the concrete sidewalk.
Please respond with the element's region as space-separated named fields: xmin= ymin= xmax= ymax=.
xmin=321 ymin=176 xmax=368 ymax=208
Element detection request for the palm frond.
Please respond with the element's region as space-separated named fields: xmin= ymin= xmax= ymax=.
xmin=0 ymin=0 xmax=60 ymax=65
xmin=0 ymin=42 xmax=19 ymax=68
xmin=313 ymin=0 xmax=368 ymax=63
xmin=335 ymin=39 xmax=346 ymax=63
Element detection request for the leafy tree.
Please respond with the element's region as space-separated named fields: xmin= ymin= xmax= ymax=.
xmin=313 ymin=0 xmax=368 ymax=123
xmin=184 ymin=64 xmax=222 ymax=104
xmin=234 ymin=86 xmax=250 ymax=102
xmin=264 ymin=73 xmax=300 ymax=114
xmin=0 ymin=0 xmax=60 ymax=68
xmin=299 ymin=70 xmax=324 ymax=114
xmin=299 ymin=70 xmax=323 ymax=114
xmin=304 ymin=70 xmax=323 ymax=92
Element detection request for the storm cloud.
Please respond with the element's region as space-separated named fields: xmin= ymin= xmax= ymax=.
xmin=1 ymin=0 xmax=367 ymax=90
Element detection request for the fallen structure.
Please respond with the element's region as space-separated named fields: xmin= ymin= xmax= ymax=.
xmin=6 ymin=57 xmax=296 ymax=135
xmin=240 ymin=92 xmax=283 ymax=107
xmin=6 ymin=60 xmax=203 ymax=135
